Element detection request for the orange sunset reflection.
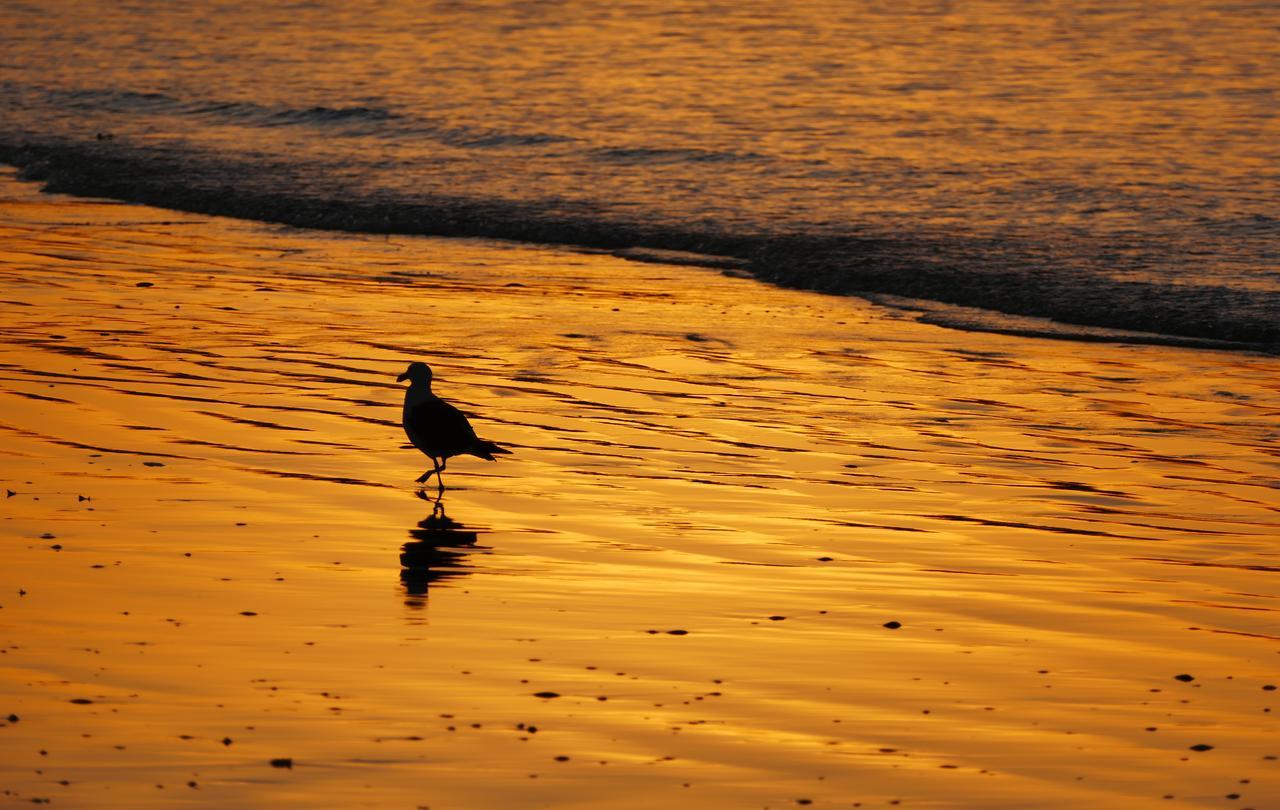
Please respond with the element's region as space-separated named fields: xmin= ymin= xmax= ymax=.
xmin=1 ymin=1 xmax=1278 ymax=807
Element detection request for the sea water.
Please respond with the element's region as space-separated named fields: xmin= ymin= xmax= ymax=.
xmin=0 ymin=0 xmax=1276 ymax=345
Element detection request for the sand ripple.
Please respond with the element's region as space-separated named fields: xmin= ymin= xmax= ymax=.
xmin=1 ymin=172 xmax=1278 ymax=808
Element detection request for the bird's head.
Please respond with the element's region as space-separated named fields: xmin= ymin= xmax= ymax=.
xmin=397 ymin=361 xmax=434 ymax=385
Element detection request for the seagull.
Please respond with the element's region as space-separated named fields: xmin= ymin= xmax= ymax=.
xmin=397 ymin=361 xmax=511 ymax=496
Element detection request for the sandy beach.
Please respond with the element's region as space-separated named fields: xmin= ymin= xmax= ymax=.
xmin=1 ymin=168 xmax=1278 ymax=808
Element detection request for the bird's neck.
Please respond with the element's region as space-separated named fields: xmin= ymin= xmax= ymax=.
xmin=404 ymin=381 xmax=434 ymax=407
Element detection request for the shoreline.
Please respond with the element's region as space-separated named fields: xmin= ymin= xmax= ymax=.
xmin=2 ymin=142 xmax=1276 ymax=353
xmin=2 ymin=171 xmax=1278 ymax=808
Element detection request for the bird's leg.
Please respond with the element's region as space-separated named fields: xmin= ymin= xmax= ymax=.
xmin=436 ymin=459 xmax=448 ymax=500
xmin=415 ymin=457 xmax=443 ymax=486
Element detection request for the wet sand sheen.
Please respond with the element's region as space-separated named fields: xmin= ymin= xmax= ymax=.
xmin=0 ymin=170 xmax=1278 ymax=808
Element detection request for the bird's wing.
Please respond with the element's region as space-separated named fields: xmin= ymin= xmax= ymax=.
xmin=407 ymin=396 xmax=480 ymax=456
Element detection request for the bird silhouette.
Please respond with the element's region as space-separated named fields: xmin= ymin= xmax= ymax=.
xmin=397 ymin=361 xmax=510 ymax=497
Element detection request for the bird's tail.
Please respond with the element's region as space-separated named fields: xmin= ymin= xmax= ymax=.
xmin=469 ymin=440 xmax=512 ymax=461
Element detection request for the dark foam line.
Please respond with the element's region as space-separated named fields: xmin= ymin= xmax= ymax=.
xmin=194 ymin=410 xmax=310 ymax=432
xmin=921 ymin=568 xmax=1017 ymax=577
xmin=235 ymin=467 xmax=394 ymax=488
xmin=0 ymin=420 xmax=197 ymax=460
xmin=2 ymin=138 xmax=1276 ymax=351
xmin=0 ymin=367 xmax=222 ymax=391
xmin=822 ymin=520 xmax=931 ymax=534
xmin=3 ymin=390 xmax=75 ymax=403
xmin=1065 ymin=514 xmax=1244 ymax=537
xmin=1171 ymin=599 xmax=1274 ymax=613
xmin=921 ymin=513 xmax=1153 ymax=541
xmin=1133 ymin=557 xmax=1280 ymax=573
xmin=169 ymin=438 xmax=321 ymax=456
xmin=1187 ymin=627 xmax=1280 ymax=642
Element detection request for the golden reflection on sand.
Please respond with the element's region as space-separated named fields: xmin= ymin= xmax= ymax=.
xmin=0 ymin=172 xmax=1277 ymax=807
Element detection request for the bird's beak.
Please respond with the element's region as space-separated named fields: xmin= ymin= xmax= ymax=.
xmin=396 ymin=371 xmax=409 ymax=382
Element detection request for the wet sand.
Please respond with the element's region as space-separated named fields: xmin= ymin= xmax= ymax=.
xmin=1 ymin=168 xmax=1277 ymax=808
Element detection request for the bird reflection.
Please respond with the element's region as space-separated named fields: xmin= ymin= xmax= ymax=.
xmin=400 ymin=493 xmax=487 ymax=608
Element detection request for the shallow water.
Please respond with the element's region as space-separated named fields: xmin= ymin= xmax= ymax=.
xmin=1 ymin=173 xmax=1278 ymax=807
xmin=1 ymin=0 xmax=1277 ymax=344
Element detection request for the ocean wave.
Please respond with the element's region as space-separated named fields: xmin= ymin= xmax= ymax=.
xmin=53 ymin=87 xmax=398 ymax=125
xmin=1 ymin=136 xmax=1276 ymax=352
xmin=39 ymin=85 xmax=569 ymax=149
xmin=588 ymin=146 xmax=767 ymax=165
xmin=59 ymin=87 xmax=181 ymax=113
